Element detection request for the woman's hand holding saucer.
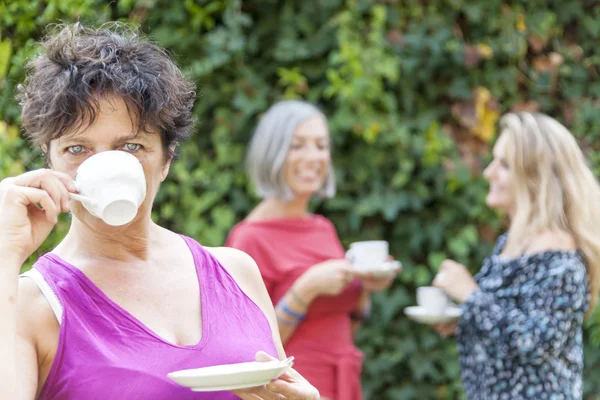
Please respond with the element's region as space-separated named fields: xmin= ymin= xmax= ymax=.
xmin=355 ymin=256 xmax=401 ymax=292
xmin=232 ymin=351 xmax=319 ymax=400
xmin=356 ymin=270 xmax=397 ymax=292
xmin=432 ymin=321 xmax=458 ymax=338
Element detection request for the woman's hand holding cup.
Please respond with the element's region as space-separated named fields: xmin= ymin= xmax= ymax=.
xmin=432 ymin=259 xmax=478 ymax=303
xmin=0 ymin=169 xmax=77 ymax=266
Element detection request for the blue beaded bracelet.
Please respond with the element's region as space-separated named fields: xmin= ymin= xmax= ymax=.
xmin=278 ymin=298 xmax=306 ymax=321
xmin=277 ymin=314 xmax=300 ymax=326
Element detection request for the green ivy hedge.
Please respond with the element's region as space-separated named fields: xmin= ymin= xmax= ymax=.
xmin=1 ymin=1 xmax=599 ymax=398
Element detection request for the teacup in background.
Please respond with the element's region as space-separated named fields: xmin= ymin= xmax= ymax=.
xmin=416 ymin=286 xmax=449 ymax=314
xmin=346 ymin=240 xmax=389 ymax=272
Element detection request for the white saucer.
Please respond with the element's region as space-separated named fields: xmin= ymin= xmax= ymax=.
xmin=168 ymin=358 xmax=293 ymax=392
xmin=353 ymin=260 xmax=402 ymax=278
xmin=404 ymin=306 xmax=463 ymax=324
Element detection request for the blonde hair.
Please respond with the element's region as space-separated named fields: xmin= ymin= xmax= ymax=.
xmin=500 ymin=112 xmax=600 ymax=317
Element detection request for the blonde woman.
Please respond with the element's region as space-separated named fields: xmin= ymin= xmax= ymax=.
xmin=432 ymin=112 xmax=600 ymax=400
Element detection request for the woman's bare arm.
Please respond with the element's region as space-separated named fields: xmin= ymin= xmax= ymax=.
xmin=0 ymin=255 xmax=39 ymax=400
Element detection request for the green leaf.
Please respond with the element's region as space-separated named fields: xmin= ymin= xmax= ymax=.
xmin=0 ymin=38 xmax=13 ymax=79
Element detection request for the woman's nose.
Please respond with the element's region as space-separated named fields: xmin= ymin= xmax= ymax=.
xmin=304 ymin=145 xmax=327 ymax=161
xmin=483 ymin=163 xmax=495 ymax=180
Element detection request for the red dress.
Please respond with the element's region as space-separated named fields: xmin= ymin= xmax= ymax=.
xmin=226 ymin=215 xmax=364 ymax=400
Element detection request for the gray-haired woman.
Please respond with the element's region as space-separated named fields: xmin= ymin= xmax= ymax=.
xmin=226 ymin=100 xmax=397 ymax=400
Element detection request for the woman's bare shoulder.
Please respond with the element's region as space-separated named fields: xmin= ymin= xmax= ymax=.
xmin=17 ymin=275 xmax=60 ymax=340
xmin=205 ymin=247 xmax=262 ymax=285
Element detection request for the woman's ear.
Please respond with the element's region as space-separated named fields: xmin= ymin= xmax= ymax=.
xmin=41 ymin=144 xmax=51 ymax=167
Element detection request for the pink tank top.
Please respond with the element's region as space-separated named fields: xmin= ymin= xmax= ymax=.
xmin=31 ymin=236 xmax=277 ymax=399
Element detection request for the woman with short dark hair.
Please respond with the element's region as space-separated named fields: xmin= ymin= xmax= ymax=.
xmin=0 ymin=23 xmax=318 ymax=400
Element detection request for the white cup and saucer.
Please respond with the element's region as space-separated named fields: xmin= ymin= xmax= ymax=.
xmin=345 ymin=240 xmax=402 ymax=278
xmin=404 ymin=286 xmax=463 ymax=324
xmin=69 ymin=150 xmax=147 ymax=226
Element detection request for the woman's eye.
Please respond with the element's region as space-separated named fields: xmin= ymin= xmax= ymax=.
xmin=67 ymin=145 xmax=85 ymax=155
xmin=122 ymin=143 xmax=142 ymax=152
xmin=290 ymin=143 xmax=303 ymax=150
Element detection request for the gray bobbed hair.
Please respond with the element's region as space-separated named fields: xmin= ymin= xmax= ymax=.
xmin=246 ymin=100 xmax=336 ymax=201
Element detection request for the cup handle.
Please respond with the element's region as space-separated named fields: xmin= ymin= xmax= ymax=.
xmin=68 ymin=192 xmax=97 ymax=207
xmin=345 ymin=248 xmax=355 ymax=264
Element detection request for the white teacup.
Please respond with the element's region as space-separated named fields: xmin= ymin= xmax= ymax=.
xmin=346 ymin=240 xmax=389 ymax=272
xmin=69 ymin=151 xmax=147 ymax=226
xmin=417 ymin=286 xmax=449 ymax=314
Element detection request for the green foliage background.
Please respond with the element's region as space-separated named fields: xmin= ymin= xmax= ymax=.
xmin=1 ymin=1 xmax=599 ymax=398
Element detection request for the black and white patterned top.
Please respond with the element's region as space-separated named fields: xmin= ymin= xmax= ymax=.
xmin=457 ymin=233 xmax=589 ymax=400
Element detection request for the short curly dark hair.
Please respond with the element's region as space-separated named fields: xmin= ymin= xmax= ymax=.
xmin=17 ymin=22 xmax=196 ymax=160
